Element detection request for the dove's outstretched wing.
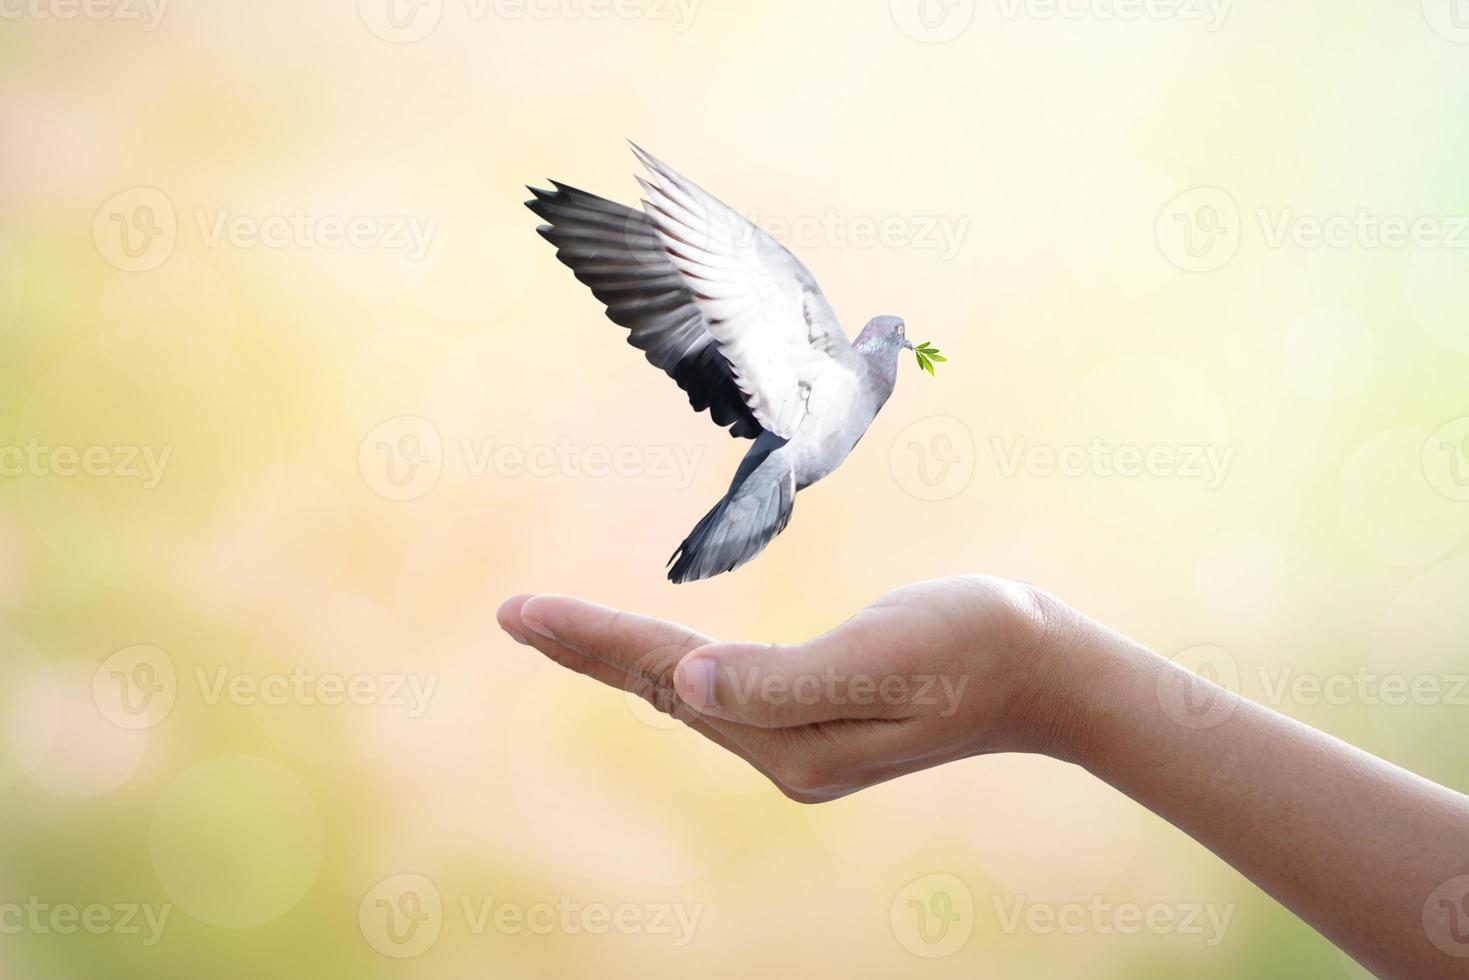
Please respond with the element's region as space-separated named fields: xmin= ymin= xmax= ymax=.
xmin=526 ymin=181 xmax=763 ymax=439
xmin=631 ymin=145 xmax=862 ymax=441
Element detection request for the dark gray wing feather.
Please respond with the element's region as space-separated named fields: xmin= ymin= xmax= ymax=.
xmin=526 ymin=181 xmax=762 ymax=439
xmin=667 ymin=448 xmax=795 ymax=584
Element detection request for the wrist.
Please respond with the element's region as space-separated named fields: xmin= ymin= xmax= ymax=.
xmin=998 ymin=587 xmax=1161 ymax=766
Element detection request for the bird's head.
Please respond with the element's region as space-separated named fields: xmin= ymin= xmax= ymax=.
xmin=855 ymin=316 xmax=911 ymax=395
xmin=858 ymin=315 xmax=911 ymax=351
xmin=857 ymin=315 xmax=944 ymax=378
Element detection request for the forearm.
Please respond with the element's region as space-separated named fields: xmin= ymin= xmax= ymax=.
xmin=1043 ymin=613 xmax=1469 ymax=979
xmin=503 ymin=580 xmax=1469 ymax=974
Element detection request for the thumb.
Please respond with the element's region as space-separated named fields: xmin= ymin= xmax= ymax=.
xmin=673 ymin=631 xmax=911 ymax=728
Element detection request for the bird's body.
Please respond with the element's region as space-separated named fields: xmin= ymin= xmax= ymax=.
xmin=527 ymin=146 xmax=913 ymax=583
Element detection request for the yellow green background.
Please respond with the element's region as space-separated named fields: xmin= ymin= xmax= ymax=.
xmin=1 ymin=1 xmax=1467 ymax=976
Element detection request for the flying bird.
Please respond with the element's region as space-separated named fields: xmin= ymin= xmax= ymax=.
xmin=526 ymin=145 xmax=922 ymax=583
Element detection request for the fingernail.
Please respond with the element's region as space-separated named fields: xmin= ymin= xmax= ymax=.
xmin=522 ymin=615 xmax=555 ymax=642
xmin=675 ymin=656 xmax=718 ymax=709
xmin=496 ymin=596 xmax=538 ymax=646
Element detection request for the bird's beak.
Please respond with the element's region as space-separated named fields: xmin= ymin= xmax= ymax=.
xmin=902 ymin=338 xmax=914 ymax=350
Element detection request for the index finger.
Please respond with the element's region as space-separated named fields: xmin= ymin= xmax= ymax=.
xmin=515 ymin=594 xmax=712 ymax=679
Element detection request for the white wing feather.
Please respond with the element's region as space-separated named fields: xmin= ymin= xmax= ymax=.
xmin=631 ymin=145 xmax=860 ymax=440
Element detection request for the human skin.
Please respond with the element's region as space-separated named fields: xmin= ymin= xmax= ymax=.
xmin=496 ymin=575 xmax=1469 ymax=979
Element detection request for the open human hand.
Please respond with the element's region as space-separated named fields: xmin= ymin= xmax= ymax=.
xmin=496 ymin=576 xmax=1075 ymax=803
xmin=499 ymin=572 xmax=1469 ymax=978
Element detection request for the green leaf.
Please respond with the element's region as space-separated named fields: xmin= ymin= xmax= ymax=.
xmin=912 ymin=339 xmax=945 ymax=375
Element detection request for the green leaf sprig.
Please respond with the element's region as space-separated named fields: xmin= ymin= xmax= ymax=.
xmin=913 ymin=341 xmax=946 ymax=376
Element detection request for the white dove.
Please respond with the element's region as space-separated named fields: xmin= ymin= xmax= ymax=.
xmin=527 ymin=145 xmax=919 ymax=583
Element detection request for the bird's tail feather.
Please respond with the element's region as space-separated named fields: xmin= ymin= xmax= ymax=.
xmin=667 ymin=464 xmax=795 ymax=584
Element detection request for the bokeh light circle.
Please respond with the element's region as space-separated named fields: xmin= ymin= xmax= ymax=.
xmin=1407 ymin=248 xmax=1469 ymax=352
xmin=507 ymin=672 xmax=770 ymax=887
xmin=962 ymin=754 xmax=1141 ymax=902
xmin=1057 ymin=354 xmax=1233 ymax=530
xmin=150 ymin=755 xmax=324 ymax=928
xmin=96 ymin=255 xmax=237 ymax=390
xmin=209 ymin=463 xmax=353 ymax=603
xmin=799 ymin=766 xmax=950 ymax=867
xmin=1057 ymin=161 xmax=1176 ymax=296
xmin=0 ymin=627 xmax=47 ymax=789
xmin=1338 ymin=428 xmax=1469 ymax=566
xmin=1282 ymin=309 xmax=1375 ymax=402
xmin=16 ymin=347 xmax=283 ymax=591
xmin=1194 ymin=530 xmax=1286 ymax=624
xmin=1368 ymin=554 xmax=1469 ymax=790
xmin=0 ymin=235 xmax=23 ymax=333
xmin=10 ymin=660 xmax=149 ymax=798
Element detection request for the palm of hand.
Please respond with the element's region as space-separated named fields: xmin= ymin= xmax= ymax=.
xmin=498 ymin=575 xmax=1058 ymax=803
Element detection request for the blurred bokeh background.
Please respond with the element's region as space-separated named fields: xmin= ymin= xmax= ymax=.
xmin=1 ymin=1 xmax=1467 ymax=976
